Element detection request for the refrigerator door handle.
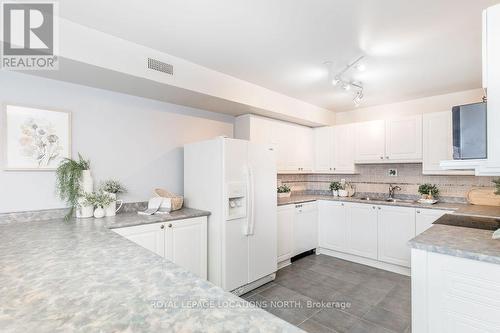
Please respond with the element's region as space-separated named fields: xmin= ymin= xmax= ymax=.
xmin=243 ymin=165 xmax=253 ymax=236
xmin=247 ymin=166 xmax=255 ymax=235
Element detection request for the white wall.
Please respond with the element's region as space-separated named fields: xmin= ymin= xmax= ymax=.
xmin=335 ymin=88 xmax=485 ymax=124
xmin=0 ymin=72 xmax=233 ymax=213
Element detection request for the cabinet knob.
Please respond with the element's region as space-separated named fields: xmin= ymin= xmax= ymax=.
xmin=378 ymin=207 xmax=381 ymax=210
xmin=380 ymin=156 xmax=383 ymax=160
xmin=372 ymin=206 xmax=376 ymax=209
xmin=168 ymin=223 xmax=172 ymax=228
xmin=385 ymin=156 xmax=389 ymax=159
xmin=416 ymin=210 xmax=420 ymax=214
xmin=341 ymin=203 xmax=344 ymax=206
xmin=160 ymin=225 xmax=165 ymax=229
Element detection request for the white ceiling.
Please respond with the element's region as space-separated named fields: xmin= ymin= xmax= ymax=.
xmin=60 ymin=0 xmax=500 ymax=112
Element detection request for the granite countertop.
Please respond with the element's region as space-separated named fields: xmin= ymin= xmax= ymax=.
xmin=0 ymin=208 xmax=302 ymax=332
xmin=278 ymin=194 xmax=466 ymax=211
xmin=409 ymin=224 xmax=500 ymax=265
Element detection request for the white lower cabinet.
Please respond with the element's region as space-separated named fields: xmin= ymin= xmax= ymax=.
xmin=317 ymin=200 xmax=453 ymax=271
xmin=412 ymin=249 xmax=500 ymax=333
xmin=318 ymin=201 xmax=347 ymax=251
xmin=415 ymin=208 xmax=451 ymax=235
xmin=113 ymin=216 xmax=208 ymax=279
xmin=377 ymin=205 xmax=416 ymax=267
xmin=347 ymin=203 xmax=378 ymax=260
xmin=277 ymin=204 xmax=295 ymax=263
xmin=293 ymin=202 xmax=318 ymax=256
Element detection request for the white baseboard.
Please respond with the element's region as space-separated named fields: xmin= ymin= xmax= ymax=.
xmin=231 ymin=273 xmax=276 ymax=296
xmin=277 ymin=259 xmax=291 ymax=270
xmin=317 ymin=247 xmax=411 ymax=276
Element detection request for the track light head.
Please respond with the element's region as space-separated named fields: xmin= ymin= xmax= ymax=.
xmin=356 ymin=63 xmax=366 ymax=72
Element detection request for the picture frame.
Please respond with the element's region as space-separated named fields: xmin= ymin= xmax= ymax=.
xmin=2 ymin=104 xmax=72 ymax=171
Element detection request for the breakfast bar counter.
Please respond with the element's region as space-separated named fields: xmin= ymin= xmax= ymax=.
xmin=0 ymin=209 xmax=302 ymax=332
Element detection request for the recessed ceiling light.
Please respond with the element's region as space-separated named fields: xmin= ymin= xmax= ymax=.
xmin=343 ymin=83 xmax=351 ymax=91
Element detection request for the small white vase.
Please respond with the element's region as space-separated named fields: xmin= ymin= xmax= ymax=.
xmin=332 ymin=190 xmax=339 ymax=197
xmin=76 ymin=197 xmax=94 ymax=219
xmin=80 ymin=170 xmax=93 ymax=193
xmin=338 ymin=189 xmax=348 ymax=197
xmin=94 ymin=207 xmax=105 ymax=218
xmin=104 ymin=193 xmax=123 ymax=216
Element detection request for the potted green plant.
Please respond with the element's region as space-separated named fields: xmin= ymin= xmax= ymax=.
xmin=277 ymin=184 xmax=292 ymax=198
xmin=418 ymin=184 xmax=440 ymax=200
xmin=99 ymin=179 xmax=126 ymax=216
xmin=55 ymin=153 xmax=93 ymax=220
xmin=494 ymin=179 xmax=500 ymax=195
xmin=82 ymin=191 xmax=114 ymax=219
xmin=329 ymin=181 xmax=341 ymax=197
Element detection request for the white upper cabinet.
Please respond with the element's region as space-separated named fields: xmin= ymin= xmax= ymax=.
xmin=313 ymin=126 xmax=334 ymax=173
xmin=313 ymin=125 xmax=356 ymax=174
xmin=385 ymin=115 xmax=422 ymax=161
xmin=355 ymin=120 xmax=386 ymax=162
xmin=355 ymin=116 xmax=423 ymax=163
xmin=333 ymin=124 xmax=356 ymax=173
xmin=423 ymin=111 xmax=474 ymax=175
xmin=235 ymin=115 xmax=314 ymax=173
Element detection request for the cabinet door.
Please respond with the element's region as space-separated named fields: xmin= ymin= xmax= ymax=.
xmin=355 ymin=120 xmax=386 ymax=162
xmin=385 ymin=115 xmax=422 ymax=161
xmin=318 ymin=200 xmax=347 ymax=251
xmin=377 ymin=206 xmax=416 ymax=267
xmin=416 ymin=209 xmax=451 ymax=235
xmin=271 ymin=121 xmax=294 ymax=172
xmin=314 ymin=127 xmax=334 ymax=173
xmin=333 ymin=124 xmax=356 ymax=173
xmin=113 ymin=223 xmax=165 ymax=257
xmin=292 ymin=125 xmax=314 ymax=172
xmin=422 ymin=112 xmax=474 ymax=175
xmin=293 ymin=202 xmax=318 ymax=255
xmin=277 ymin=204 xmax=295 ymax=262
xmin=347 ymin=203 xmax=378 ymax=259
xmin=166 ymin=217 xmax=208 ymax=279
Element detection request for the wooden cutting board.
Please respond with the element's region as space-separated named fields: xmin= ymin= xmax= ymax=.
xmin=467 ymin=187 xmax=500 ymax=206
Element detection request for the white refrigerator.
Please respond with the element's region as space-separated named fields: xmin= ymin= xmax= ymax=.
xmin=184 ymin=137 xmax=277 ymax=294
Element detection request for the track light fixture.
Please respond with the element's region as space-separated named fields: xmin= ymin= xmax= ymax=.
xmin=325 ymin=56 xmax=366 ymax=106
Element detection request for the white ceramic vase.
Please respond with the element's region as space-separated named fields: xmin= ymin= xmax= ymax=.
xmin=338 ymin=189 xmax=348 ymax=197
xmin=104 ymin=193 xmax=124 ymax=217
xmin=94 ymin=207 xmax=105 ymax=218
xmin=332 ymin=190 xmax=339 ymax=197
xmin=76 ymin=170 xmax=94 ymax=219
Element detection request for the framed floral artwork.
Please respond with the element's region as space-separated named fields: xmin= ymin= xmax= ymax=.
xmin=3 ymin=105 xmax=71 ymax=170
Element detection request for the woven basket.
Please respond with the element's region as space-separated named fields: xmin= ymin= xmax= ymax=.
xmin=154 ymin=188 xmax=184 ymax=211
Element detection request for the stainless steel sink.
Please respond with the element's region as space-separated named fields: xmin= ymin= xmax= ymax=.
xmin=359 ymin=197 xmax=415 ymax=204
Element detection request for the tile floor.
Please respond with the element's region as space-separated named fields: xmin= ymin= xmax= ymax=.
xmin=242 ymin=254 xmax=411 ymax=333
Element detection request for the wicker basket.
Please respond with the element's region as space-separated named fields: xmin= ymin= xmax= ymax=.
xmin=154 ymin=188 xmax=184 ymax=211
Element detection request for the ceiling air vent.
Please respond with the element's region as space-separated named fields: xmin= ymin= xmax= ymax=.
xmin=147 ymin=58 xmax=173 ymax=75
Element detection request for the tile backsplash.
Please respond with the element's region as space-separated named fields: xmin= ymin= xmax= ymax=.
xmin=278 ymin=163 xmax=498 ymax=203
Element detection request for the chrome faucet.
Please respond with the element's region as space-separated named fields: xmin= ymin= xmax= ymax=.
xmin=388 ymin=184 xmax=401 ymax=199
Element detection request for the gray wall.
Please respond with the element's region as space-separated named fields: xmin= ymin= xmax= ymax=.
xmin=0 ymin=72 xmax=234 ymax=213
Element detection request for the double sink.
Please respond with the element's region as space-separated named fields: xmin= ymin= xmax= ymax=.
xmin=359 ymin=197 xmax=416 ymax=204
